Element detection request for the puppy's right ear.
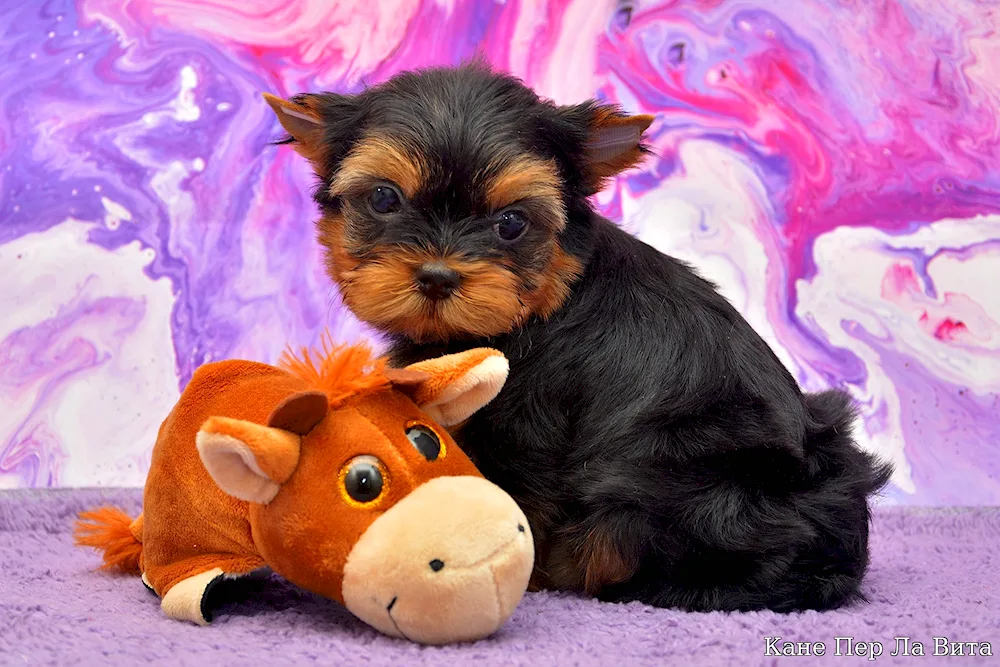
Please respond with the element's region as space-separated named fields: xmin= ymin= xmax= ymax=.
xmin=263 ymin=93 xmax=323 ymax=155
xmin=262 ymin=92 xmax=358 ymax=178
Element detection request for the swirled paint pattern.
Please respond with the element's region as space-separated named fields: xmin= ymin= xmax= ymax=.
xmin=1 ymin=0 xmax=997 ymax=502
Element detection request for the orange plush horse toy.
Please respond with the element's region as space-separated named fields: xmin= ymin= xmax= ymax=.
xmin=75 ymin=338 xmax=533 ymax=644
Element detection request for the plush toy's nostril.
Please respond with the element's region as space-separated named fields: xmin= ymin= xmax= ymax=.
xmin=517 ymin=523 xmax=525 ymax=533
xmin=429 ymin=559 xmax=445 ymax=572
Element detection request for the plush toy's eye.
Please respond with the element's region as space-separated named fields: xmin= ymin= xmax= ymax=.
xmin=406 ymin=425 xmax=442 ymax=461
xmin=341 ymin=455 xmax=385 ymax=504
xmin=494 ymin=210 xmax=528 ymax=242
xmin=368 ymin=185 xmax=402 ymax=215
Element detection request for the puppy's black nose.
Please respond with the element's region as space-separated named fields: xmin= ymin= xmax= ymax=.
xmin=415 ymin=264 xmax=461 ymax=301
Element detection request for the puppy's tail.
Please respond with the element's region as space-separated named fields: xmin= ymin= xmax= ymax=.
xmin=74 ymin=507 xmax=144 ymax=575
xmin=803 ymin=390 xmax=893 ymax=494
xmin=787 ymin=390 xmax=893 ymax=610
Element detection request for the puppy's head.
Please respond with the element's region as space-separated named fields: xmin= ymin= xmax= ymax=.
xmin=265 ymin=62 xmax=653 ymax=342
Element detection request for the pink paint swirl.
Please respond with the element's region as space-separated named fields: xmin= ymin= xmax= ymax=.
xmin=1 ymin=0 xmax=997 ymax=502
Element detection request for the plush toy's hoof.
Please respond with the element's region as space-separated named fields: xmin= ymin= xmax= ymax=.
xmin=342 ymin=476 xmax=534 ymax=644
xmin=161 ymin=568 xmax=225 ymax=626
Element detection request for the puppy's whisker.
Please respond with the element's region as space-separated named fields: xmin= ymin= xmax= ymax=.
xmin=325 ymin=290 xmax=340 ymax=322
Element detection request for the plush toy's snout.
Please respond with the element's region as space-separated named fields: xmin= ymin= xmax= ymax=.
xmin=341 ymin=476 xmax=534 ymax=645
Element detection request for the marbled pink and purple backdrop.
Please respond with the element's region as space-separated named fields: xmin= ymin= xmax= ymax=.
xmin=1 ymin=0 xmax=998 ymax=503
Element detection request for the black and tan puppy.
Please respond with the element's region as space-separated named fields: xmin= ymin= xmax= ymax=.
xmin=264 ymin=62 xmax=892 ymax=612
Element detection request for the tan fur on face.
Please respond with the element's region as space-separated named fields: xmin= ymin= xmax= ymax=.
xmin=317 ymin=212 xmax=361 ymax=283
xmin=483 ymin=156 xmax=566 ymax=231
xmin=336 ymin=248 xmax=525 ymax=342
xmin=317 ymin=138 xmax=583 ymax=339
xmin=331 ymin=135 xmax=427 ymax=199
xmin=318 ymin=205 xmax=582 ymax=341
xmin=524 ymin=245 xmax=583 ymax=320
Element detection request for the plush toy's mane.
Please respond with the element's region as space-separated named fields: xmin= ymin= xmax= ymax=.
xmin=279 ymin=334 xmax=391 ymax=408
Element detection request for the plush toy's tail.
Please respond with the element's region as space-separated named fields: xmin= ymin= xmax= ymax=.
xmin=74 ymin=507 xmax=144 ymax=575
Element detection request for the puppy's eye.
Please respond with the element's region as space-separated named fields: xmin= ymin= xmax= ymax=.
xmin=369 ymin=185 xmax=402 ymax=215
xmin=494 ymin=210 xmax=528 ymax=242
xmin=341 ymin=455 xmax=385 ymax=505
xmin=406 ymin=425 xmax=442 ymax=461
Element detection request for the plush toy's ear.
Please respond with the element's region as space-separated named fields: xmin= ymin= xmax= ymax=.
xmin=386 ymin=350 xmax=509 ymax=426
xmin=196 ymin=416 xmax=302 ymax=504
xmin=557 ymin=102 xmax=655 ymax=194
xmin=267 ymin=390 xmax=329 ymax=435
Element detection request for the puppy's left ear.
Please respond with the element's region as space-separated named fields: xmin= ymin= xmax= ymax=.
xmin=386 ymin=350 xmax=509 ymax=427
xmin=558 ymin=102 xmax=655 ymax=194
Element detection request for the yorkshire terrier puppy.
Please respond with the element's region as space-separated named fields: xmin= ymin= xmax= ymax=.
xmin=264 ymin=62 xmax=892 ymax=612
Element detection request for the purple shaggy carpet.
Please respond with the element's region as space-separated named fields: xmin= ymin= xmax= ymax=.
xmin=1 ymin=489 xmax=997 ymax=666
